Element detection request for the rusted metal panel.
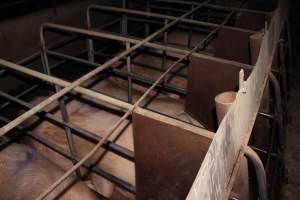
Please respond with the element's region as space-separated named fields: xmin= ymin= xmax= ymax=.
xmin=132 ymin=108 xmax=213 ymax=200
xmin=186 ymin=55 xmax=251 ymax=131
xmin=213 ymin=28 xmax=252 ymax=64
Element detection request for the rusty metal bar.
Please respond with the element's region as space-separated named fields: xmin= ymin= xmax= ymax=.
xmin=87 ymin=4 xmax=259 ymax=34
xmin=41 ymin=35 xmax=82 ymax=178
xmin=32 ymin=22 xmax=254 ymax=72
xmin=142 ymin=0 xmax=269 ymax=15
xmin=244 ymin=146 xmax=268 ymax=200
xmin=125 ymin=42 xmax=133 ymax=103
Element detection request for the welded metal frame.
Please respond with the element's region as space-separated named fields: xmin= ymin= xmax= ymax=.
xmin=0 ymin=0 xmax=288 ymax=199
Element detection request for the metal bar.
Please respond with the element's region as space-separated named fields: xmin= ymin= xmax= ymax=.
xmin=145 ymin=0 xmax=151 ymax=36
xmin=269 ymin=73 xmax=283 ymax=149
xmin=188 ymin=5 xmax=195 ymax=49
xmin=40 ymin=36 xmax=81 ymax=178
xmin=0 ymin=115 xmax=135 ymax=194
xmin=244 ymin=146 xmax=268 ymax=200
xmin=34 ymin=22 xmax=254 ymax=71
xmin=121 ymin=0 xmax=128 ymax=35
xmin=86 ymin=18 xmax=122 ymax=63
xmin=279 ymin=40 xmax=288 ymax=111
xmin=0 ymin=84 xmax=39 ymax=111
xmin=0 ymin=90 xmax=134 ymax=161
xmin=127 ymin=16 xmax=212 ymax=34
xmin=148 ymin=4 xmax=237 ymax=24
xmin=126 ymin=42 xmax=133 ymax=103
xmin=35 ymin=3 xmax=243 ymax=199
xmin=258 ymin=112 xmax=275 ymax=120
xmin=162 ymin=18 xmax=168 ymax=83
xmin=46 ymin=49 xmax=186 ymax=96
xmin=87 ymin=4 xmax=259 ymax=34
xmin=141 ymin=0 xmax=269 ymax=15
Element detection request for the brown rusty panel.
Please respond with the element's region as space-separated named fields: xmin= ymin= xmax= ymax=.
xmin=235 ymin=12 xmax=266 ymax=31
xmin=213 ymin=28 xmax=252 ymax=64
xmin=186 ymin=55 xmax=251 ymax=131
xmin=132 ymin=108 xmax=213 ymax=200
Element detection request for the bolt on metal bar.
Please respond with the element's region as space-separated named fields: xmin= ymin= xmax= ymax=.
xmin=0 ymin=115 xmax=135 ymax=193
xmin=87 ymin=4 xmax=259 ymax=34
xmin=35 ymin=3 xmax=243 ymax=199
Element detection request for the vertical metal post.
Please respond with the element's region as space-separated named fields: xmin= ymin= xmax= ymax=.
xmin=188 ymin=5 xmax=195 ymax=49
xmin=286 ymin=19 xmax=293 ymax=68
xmin=40 ymin=34 xmax=81 ymax=178
xmin=145 ymin=0 xmax=150 ymax=36
xmin=269 ymin=73 xmax=284 ymax=150
xmin=244 ymin=146 xmax=269 ymax=200
xmin=279 ymin=40 xmax=288 ymax=109
xmin=126 ymin=42 xmax=133 ymax=103
xmin=87 ymin=8 xmax=95 ymax=63
xmin=161 ymin=18 xmax=169 ymax=84
xmin=121 ymin=0 xmax=128 ymax=35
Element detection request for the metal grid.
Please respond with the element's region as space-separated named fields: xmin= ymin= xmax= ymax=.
xmin=0 ymin=0 xmax=288 ymax=199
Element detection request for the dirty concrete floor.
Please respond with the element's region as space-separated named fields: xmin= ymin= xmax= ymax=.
xmin=280 ymin=47 xmax=300 ymax=198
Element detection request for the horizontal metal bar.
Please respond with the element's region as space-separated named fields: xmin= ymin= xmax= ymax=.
xmin=46 ymin=50 xmax=186 ymax=96
xmin=250 ymin=145 xmax=278 ymax=158
xmin=144 ymin=0 xmax=269 ymax=15
xmin=127 ymin=16 xmax=213 ymax=34
xmin=258 ymin=112 xmax=275 ymax=120
xmin=38 ymin=22 xmax=253 ymax=71
xmin=88 ymin=4 xmax=259 ymax=34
